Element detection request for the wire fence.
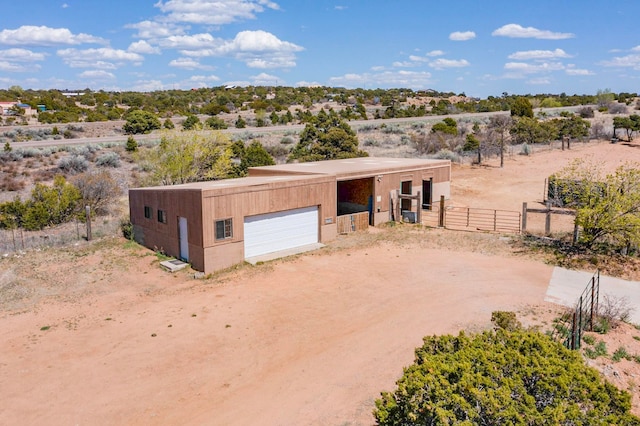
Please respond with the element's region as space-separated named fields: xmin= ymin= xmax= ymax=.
xmin=551 ymin=270 xmax=600 ymax=350
xmin=0 ymin=217 xmax=122 ymax=254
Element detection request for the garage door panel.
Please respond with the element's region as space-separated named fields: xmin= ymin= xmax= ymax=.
xmin=244 ymin=206 xmax=318 ymax=258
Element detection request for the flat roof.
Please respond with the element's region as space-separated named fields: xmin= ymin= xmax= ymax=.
xmin=249 ymin=157 xmax=450 ymax=179
xmin=130 ymin=173 xmax=331 ymax=196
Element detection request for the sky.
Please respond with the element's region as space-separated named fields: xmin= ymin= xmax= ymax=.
xmin=0 ymin=0 xmax=639 ymax=98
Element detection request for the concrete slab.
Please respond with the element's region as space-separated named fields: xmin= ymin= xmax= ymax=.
xmin=245 ymin=243 xmax=325 ymax=265
xmin=160 ymin=259 xmax=189 ymax=272
xmin=546 ymin=267 xmax=640 ymax=324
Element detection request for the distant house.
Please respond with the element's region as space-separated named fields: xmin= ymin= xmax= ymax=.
xmin=0 ymin=101 xmax=34 ymax=116
xmin=129 ymin=157 xmax=451 ymax=274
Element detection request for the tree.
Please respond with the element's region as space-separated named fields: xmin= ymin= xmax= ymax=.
xmin=163 ymin=118 xmax=175 ymax=129
xmin=235 ymin=115 xmax=246 ymax=128
xmin=71 ymin=170 xmax=122 ymax=216
xmin=123 ymin=110 xmax=161 ymax=134
xmin=289 ymin=109 xmax=368 ymax=162
xmin=431 ymin=117 xmax=457 ymax=135
xmin=552 ymin=159 xmax=640 ymax=252
xmin=125 ymin=136 xmax=138 ymax=152
xmin=205 ymin=116 xmax=228 ymax=130
xmin=239 ymin=141 xmax=275 ymax=174
xmin=510 ymin=117 xmax=551 ymax=146
xmin=182 ymin=114 xmax=201 ymax=131
xmin=374 ymin=329 xmax=638 ymax=425
xmin=613 ymin=115 xmax=640 ymax=141
xmin=488 ymin=115 xmax=512 ymax=167
xmin=21 ymin=176 xmax=82 ymax=230
xmin=463 ymin=133 xmax=482 ymax=164
xmin=510 ymin=96 xmax=534 ymax=118
xmin=136 ymin=130 xmax=234 ymax=185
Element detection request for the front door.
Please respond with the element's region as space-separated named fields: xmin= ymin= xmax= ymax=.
xmin=422 ymin=179 xmax=433 ymax=209
xmin=178 ymin=217 xmax=189 ymax=261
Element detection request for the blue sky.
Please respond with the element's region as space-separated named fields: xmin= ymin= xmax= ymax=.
xmin=1 ymin=0 xmax=639 ymax=97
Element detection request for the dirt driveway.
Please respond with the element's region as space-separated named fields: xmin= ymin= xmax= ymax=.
xmin=2 ymin=139 xmax=640 ymax=425
xmin=0 ymin=232 xmax=553 ymax=426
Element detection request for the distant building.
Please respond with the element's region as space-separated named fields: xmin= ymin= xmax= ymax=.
xmin=0 ymin=101 xmax=34 ymax=116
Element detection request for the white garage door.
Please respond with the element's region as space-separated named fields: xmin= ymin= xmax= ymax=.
xmin=244 ymin=206 xmax=319 ymax=259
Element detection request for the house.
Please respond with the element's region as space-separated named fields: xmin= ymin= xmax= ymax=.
xmin=129 ymin=157 xmax=451 ymax=274
xmin=0 ymin=101 xmax=34 ymax=116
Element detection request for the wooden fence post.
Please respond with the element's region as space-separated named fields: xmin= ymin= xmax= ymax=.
xmin=85 ymin=205 xmax=92 ymax=241
xmin=416 ymin=190 xmax=421 ymax=224
xmin=545 ymin=202 xmax=551 ymax=236
xmin=438 ymin=195 xmax=445 ymax=228
xmin=522 ymin=202 xmax=528 ymax=232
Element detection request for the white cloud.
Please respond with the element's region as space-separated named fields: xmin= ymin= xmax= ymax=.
xmin=427 ymin=50 xmax=444 ymax=57
xmin=600 ymin=53 xmax=640 ymax=69
xmin=179 ymin=30 xmax=303 ymax=68
xmin=126 ymin=79 xmax=165 ymax=92
xmin=169 ymin=57 xmax=214 ymax=70
xmin=154 ymin=0 xmax=280 ymax=25
xmin=508 ymin=48 xmax=571 ymax=60
xmin=57 ymin=48 xmax=144 ymax=68
xmin=504 ymin=61 xmax=565 ymax=74
xmin=62 ymin=3 xmax=69 ymax=8
xmin=189 ymin=74 xmax=220 ymax=82
xmin=335 ymin=5 xmax=347 ymax=10
xmin=492 ymin=24 xmax=574 ymax=40
xmin=429 ymin=58 xmax=470 ymax=69
xmin=79 ymin=70 xmax=116 ymax=79
xmin=408 ymin=55 xmax=427 ymax=62
xmin=328 ymin=70 xmax=433 ymax=89
xmin=160 ymin=33 xmax=221 ymax=49
xmin=565 ymin=68 xmax=594 ymax=76
xmin=0 ymin=61 xmax=41 ymax=72
xmin=0 ymin=25 xmax=107 ymax=46
xmin=527 ymin=77 xmax=552 ymax=85
xmin=295 ymin=80 xmax=322 ymax=87
xmin=126 ymin=21 xmax=187 ymax=39
xmin=393 ymin=61 xmax=418 ymax=67
xmin=128 ymin=40 xmax=161 ymax=54
xmin=449 ymin=31 xmax=476 ymax=41
xmin=632 ymin=45 xmax=640 ymax=52
xmin=0 ymin=48 xmax=46 ymax=62
xmin=250 ymin=72 xmax=280 ymax=85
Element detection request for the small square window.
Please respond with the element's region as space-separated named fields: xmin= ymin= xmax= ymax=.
xmin=215 ymin=218 xmax=233 ymax=240
xmin=144 ymin=206 xmax=152 ymax=219
xmin=157 ymin=209 xmax=167 ymax=224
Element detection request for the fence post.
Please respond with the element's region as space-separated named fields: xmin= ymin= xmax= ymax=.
xmin=572 ymin=222 xmax=580 ymax=245
xmin=85 ymin=205 xmax=92 ymax=241
xmin=493 ymin=210 xmax=497 ymax=231
xmin=522 ymin=202 xmax=527 ymax=232
xmin=545 ymin=201 xmax=551 ymax=236
xmin=570 ymin=311 xmax=577 ymax=350
xmin=416 ymin=190 xmax=421 ymax=224
xmin=589 ymin=277 xmax=596 ymax=331
xmin=438 ymin=195 xmax=445 ymax=228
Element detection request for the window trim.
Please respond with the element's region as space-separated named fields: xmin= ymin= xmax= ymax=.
xmin=215 ymin=218 xmax=233 ymax=241
xmin=144 ymin=205 xmax=152 ymax=219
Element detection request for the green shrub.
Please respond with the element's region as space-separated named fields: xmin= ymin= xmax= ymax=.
xmin=582 ymin=334 xmax=596 ymax=345
xmin=374 ymin=330 xmax=638 ymax=425
xmin=125 ymin=136 xmax=138 ymax=152
xmin=58 ymin=155 xmax=89 ymax=174
xmin=95 ymin=152 xmax=121 ymax=168
xmin=491 ymin=311 xmax=522 ymax=331
xmin=612 ymin=346 xmax=630 ymax=362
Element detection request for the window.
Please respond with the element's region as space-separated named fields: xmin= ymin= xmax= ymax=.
xmin=157 ymin=209 xmax=167 ymax=224
xmin=215 ymin=218 xmax=233 ymax=240
xmin=144 ymin=206 xmax=152 ymax=219
xmin=401 ymin=180 xmax=412 ymax=194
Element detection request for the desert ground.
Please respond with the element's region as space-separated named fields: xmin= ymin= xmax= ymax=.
xmin=1 ymin=139 xmax=640 ymax=425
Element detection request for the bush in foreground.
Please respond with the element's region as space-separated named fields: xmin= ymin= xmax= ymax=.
xmin=374 ymin=330 xmax=638 ymax=425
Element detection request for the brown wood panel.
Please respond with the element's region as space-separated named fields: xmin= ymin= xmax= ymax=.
xmin=337 ymin=212 xmax=369 ymax=234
